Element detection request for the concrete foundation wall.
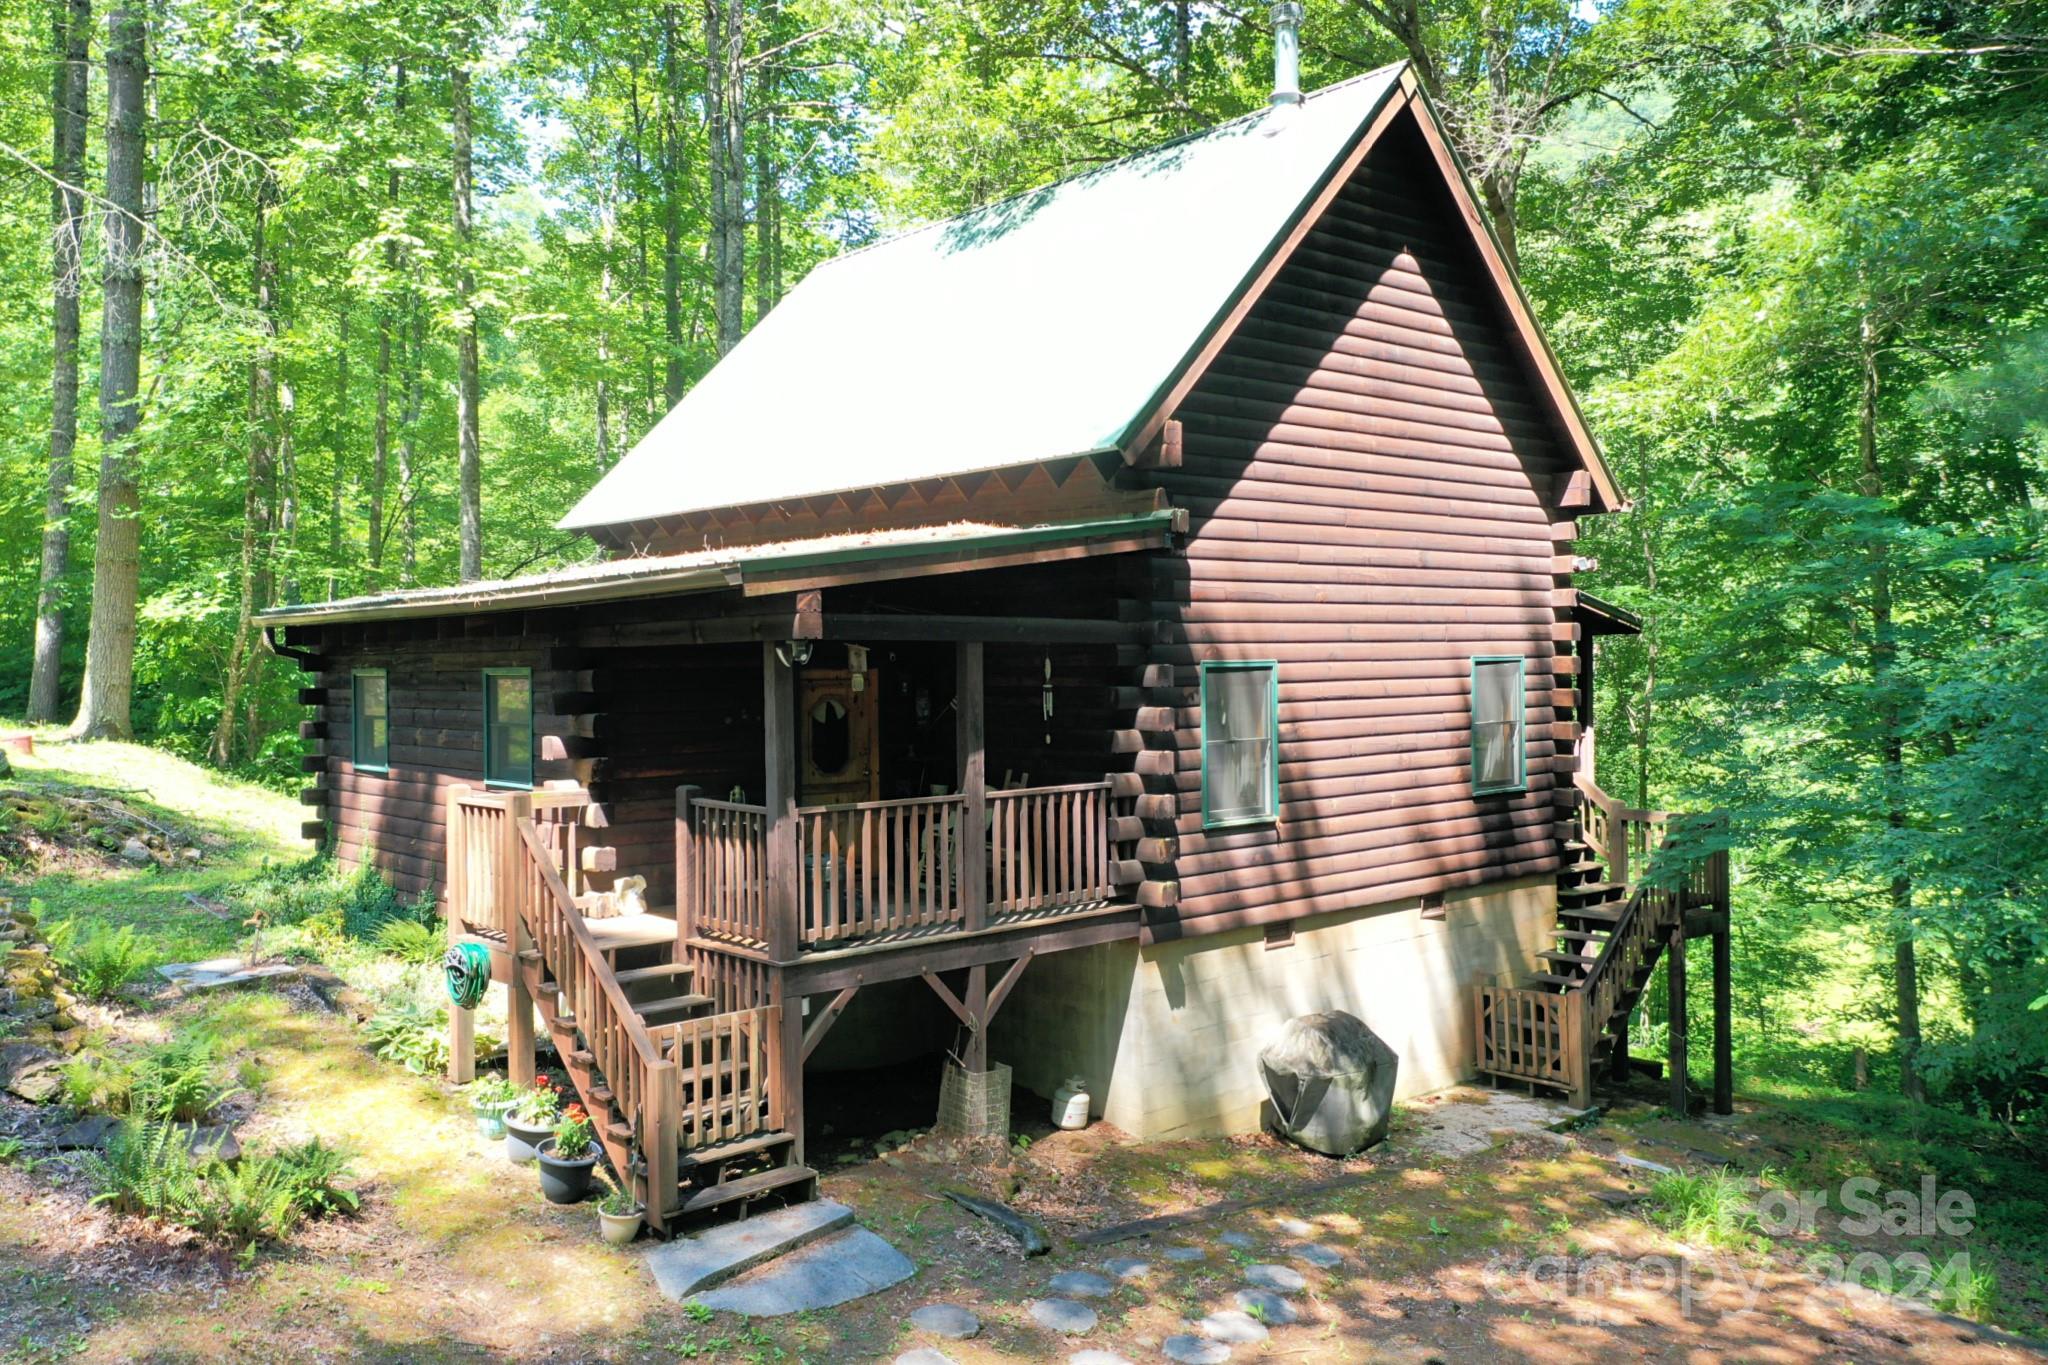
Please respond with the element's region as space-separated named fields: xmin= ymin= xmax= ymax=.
xmin=990 ymin=875 xmax=1555 ymax=1139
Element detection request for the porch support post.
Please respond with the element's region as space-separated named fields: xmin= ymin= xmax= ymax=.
xmin=674 ymin=784 xmax=700 ymax=950
xmin=505 ymin=791 xmax=537 ymax=1087
xmin=448 ymin=999 xmax=475 ymax=1084
xmin=964 ymin=965 xmax=988 ymax=1071
xmin=956 ymin=641 xmax=987 ymax=933
xmin=1666 ymin=924 xmax=1688 ymax=1115
xmin=763 ymin=642 xmax=798 ymax=963
xmin=1608 ymin=1008 xmax=1631 ymax=1081
xmin=1712 ymin=923 xmax=1734 ymax=1115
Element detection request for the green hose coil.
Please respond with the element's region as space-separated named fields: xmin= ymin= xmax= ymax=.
xmin=443 ymin=941 xmax=491 ymax=1010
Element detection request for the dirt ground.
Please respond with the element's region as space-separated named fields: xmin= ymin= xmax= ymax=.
xmin=2 ymin=980 xmax=2041 ymax=1365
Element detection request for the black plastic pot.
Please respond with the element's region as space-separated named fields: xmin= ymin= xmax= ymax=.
xmin=535 ymin=1137 xmax=598 ymax=1204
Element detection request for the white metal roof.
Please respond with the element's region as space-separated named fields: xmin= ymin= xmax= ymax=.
xmin=558 ymin=65 xmax=1407 ymax=533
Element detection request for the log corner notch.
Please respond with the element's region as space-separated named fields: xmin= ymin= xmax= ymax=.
xmin=1126 ymin=417 xmax=1184 ymax=470
xmin=1547 ymin=519 xmax=1582 ymax=831
xmin=1111 ymin=563 xmax=1183 ymax=925
xmin=268 ymin=626 xmax=329 ymax=842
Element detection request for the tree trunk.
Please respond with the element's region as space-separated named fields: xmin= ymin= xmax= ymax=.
xmin=329 ymin=312 xmax=346 ymax=576
xmin=1857 ymin=310 xmax=1923 ymax=1104
xmin=370 ymin=62 xmax=406 ymax=575
xmin=660 ymin=6 xmax=686 ymax=406
xmin=30 ymin=0 xmax=90 ymax=723
xmin=214 ymin=182 xmax=280 ymax=766
xmin=452 ymin=63 xmax=482 ymax=581
xmin=74 ymin=2 xmax=147 ymax=741
xmin=753 ymin=0 xmax=780 ymax=320
xmin=399 ymin=300 xmax=423 ymax=585
xmin=704 ymin=0 xmax=744 ymax=354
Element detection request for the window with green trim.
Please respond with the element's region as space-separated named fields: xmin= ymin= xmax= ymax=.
xmin=352 ymin=670 xmax=389 ymax=773
xmin=1201 ymin=660 xmax=1279 ymax=828
xmin=1471 ymin=656 xmax=1526 ymax=795
xmin=483 ymin=669 xmax=534 ymax=788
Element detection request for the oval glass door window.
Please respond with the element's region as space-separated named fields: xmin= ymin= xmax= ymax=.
xmin=809 ymin=697 xmax=851 ymax=774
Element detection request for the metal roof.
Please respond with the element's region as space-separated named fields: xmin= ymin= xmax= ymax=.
xmin=558 ymin=65 xmax=1408 ymax=533
xmin=256 ymin=514 xmax=1178 ymax=626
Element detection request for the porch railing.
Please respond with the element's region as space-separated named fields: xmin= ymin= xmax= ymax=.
xmin=678 ymin=779 xmax=1124 ymax=958
xmin=444 ymin=784 xmax=593 ymax=937
xmin=989 ymin=781 xmax=1116 ymax=916
xmin=648 ymin=1004 xmax=782 ymax=1152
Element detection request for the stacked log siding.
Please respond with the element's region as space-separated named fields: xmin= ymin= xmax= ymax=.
xmin=1143 ymin=120 xmax=1573 ymax=935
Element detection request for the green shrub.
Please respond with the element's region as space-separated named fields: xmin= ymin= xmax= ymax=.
xmin=131 ymin=1036 xmax=239 ymax=1123
xmin=339 ymin=861 xmax=436 ymax=941
xmin=53 ymin=923 xmax=156 ymax=1000
xmin=266 ymin=1138 xmax=359 ymax=1218
xmin=82 ymin=1119 xmax=201 ymax=1220
xmin=82 ymin=1120 xmax=358 ymax=1248
xmin=373 ymin=917 xmax=445 ymax=966
xmin=1645 ymin=1167 xmax=1762 ymax=1249
xmin=361 ymin=999 xmax=450 ymax=1074
xmin=61 ymin=1051 xmax=134 ymax=1114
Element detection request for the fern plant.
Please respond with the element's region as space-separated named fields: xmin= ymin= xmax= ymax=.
xmin=131 ymin=1036 xmax=239 ymax=1123
xmin=56 ymin=924 xmax=156 ymax=1000
xmin=267 ymin=1138 xmax=360 ymax=1218
xmin=81 ymin=1119 xmax=199 ymax=1219
xmin=373 ymin=917 xmax=445 ymax=966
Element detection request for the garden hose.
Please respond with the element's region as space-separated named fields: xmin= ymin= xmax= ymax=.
xmin=443 ymin=941 xmax=491 ymax=1011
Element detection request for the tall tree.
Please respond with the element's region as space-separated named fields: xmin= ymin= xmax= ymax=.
xmin=29 ymin=0 xmax=91 ymax=723
xmin=704 ymin=0 xmax=744 ymax=353
xmin=73 ymin=0 xmax=147 ymax=740
xmin=452 ymin=59 xmax=482 ymax=581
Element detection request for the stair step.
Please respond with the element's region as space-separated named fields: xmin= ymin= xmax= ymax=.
xmin=1559 ymin=904 xmax=1626 ymax=924
xmin=1538 ymin=949 xmax=1599 ymax=967
xmin=677 ymin=1164 xmax=818 ymax=1215
xmin=1553 ymin=928 xmax=1608 ymax=943
xmin=605 ymin=1119 xmax=633 ymax=1142
xmin=615 ymin=961 xmax=696 ymax=987
xmin=1525 ymin=972 xmax=1582 ymax=989
xmin=1561 ymin=881 xmax=1626 ymax=903
xmin=518 ymin=948 xmax=542 ymax=964
xmin=587 ymin=1083 xmax=615 ymax=1107
xmin=681 ymin=1129 xmax=796 ymax=1167
xmin=567 ymin=1048 xmax=595 ymax=1066
xmin=636 ymin=992 xmax=715 ymax=1020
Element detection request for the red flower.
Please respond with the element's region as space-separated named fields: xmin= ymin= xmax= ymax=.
xmin=565 ymin=1104 xmax=588 ymax=1122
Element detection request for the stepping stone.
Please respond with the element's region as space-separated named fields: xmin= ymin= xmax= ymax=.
xmin=1200 ymin=1310 xmax=1270 ymax=1344
xmin=1273 ymin=1217 xmax=1314 ymax=1237
xmin=1162 ymin=1335 xmax=1231 ymax=1364
xmin=1234 ymin=1289 xmax=1300 ymax=1325
xmin=1069 ymin=1354 xmax=1135 ymax=1365
xmin=156 ymin=958 xmax=298 ymax=993
xmin=1291 ymin=1243 xmax=1344 ymax=1269
xmin=895 ymin=1352 xmax=955 ymax=1365
xmin=1218 ymin=1230 xmax=1257 ymax=1249
xmin=1244 ymin=1263 xmax=1307 ymax=1293
xmin=647 ymin=1201 xmax=856 ymax=1299
xmin=909 ymin=1304 xmax=980 ymax=1340
xmin=1102 ymin=1256 xmax=1150 ymax=1282
xmin=1047 ymin=1269 xmax=1117 ymax=1299
xmin=687 ymin=1227 xmax=913 ymax=1317
xmin=1160 ymin=1244 xmax=1208 ymax=1263
xmin=1029 ymin=1298 xmax=1098 ymax=1335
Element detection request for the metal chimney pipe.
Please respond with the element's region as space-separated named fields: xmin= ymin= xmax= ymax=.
xmin=1270 ymin=2 xmax=1304 ymax=109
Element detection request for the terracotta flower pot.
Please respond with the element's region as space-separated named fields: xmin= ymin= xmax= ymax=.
xmin=504 ymin=1112 xmax=555 ymax=1164
xmin=535 ymin=1138 xmax=598 ymax=1204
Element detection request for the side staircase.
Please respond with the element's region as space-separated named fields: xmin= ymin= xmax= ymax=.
xmin=1474 ymin=776 xmax=1729 ymax=1107
xmin=496 ymin=795 xmax=814 ymax=1236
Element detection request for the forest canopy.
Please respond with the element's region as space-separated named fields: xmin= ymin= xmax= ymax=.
xmin=0 ymin=0 xmax=2043 ymax=1122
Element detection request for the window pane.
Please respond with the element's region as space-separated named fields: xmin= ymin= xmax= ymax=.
xmin=1472 ymin=659 xmax=1523 ymax=792
xmin=1205 ymin=665 xmax=1275 ymax=823
xmin=488 ymin=673 xmax=532 ymax=784
xmin=355 ymin=674 xmax=388 ymax=767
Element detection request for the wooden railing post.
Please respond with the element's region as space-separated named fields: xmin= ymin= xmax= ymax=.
xmin=675 ymin=785 xmax=700 ymax=946
xmin=445 ymin=784 xmax=470 ymax=930
xmin=505 ymin=791 xmax=537 ymax=1086
xmin=762 ymin=643 xmax=798 ymax=963
xmin=956 ymin=642 xmax=987 ymax=933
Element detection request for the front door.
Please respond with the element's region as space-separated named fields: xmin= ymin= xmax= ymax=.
xmin=798 ymin=667 xmax=880 ymax=808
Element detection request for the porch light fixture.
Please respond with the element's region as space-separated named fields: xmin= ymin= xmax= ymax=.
xmin=776 ymin=640 xmax=814 ymax=668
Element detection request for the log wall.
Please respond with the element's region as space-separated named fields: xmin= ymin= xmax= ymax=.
xmin=1134 ymin=115 xmax=1578 ymax=937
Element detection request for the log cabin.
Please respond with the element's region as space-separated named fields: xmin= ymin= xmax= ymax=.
xmin=259 ymin=56 xmax=1732 ymax=1233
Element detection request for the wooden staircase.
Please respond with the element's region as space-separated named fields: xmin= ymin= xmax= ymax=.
xmin=1474 ymin=776 xmax=1729 ymax=1107
xmin=491 ymin=793 xmax=815 ymax=1235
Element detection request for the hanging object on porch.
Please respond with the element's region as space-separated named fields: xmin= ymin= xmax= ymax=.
xmin=443 ymin=941 xmax=491 ymax=1011
xmin=1041 ymin=655 xmax=1055 ymax=746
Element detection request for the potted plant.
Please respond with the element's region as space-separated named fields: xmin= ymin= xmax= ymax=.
xmin=467 ymin=1076 xmax=521 ymax=1141
xmin=536 ymin=1104 xmax=598 ymax=1204
xmin=504 ymin=1077 xmax=563 ymax=1164
xmin=593 ymin=1172 xmax=644 ymax=1246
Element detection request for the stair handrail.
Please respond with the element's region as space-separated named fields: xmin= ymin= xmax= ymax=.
xmin=511 ymin=813 xmax=679 ymax=1226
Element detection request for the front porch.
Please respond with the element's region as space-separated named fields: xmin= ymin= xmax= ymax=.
xmin=439 ymin=637 xmax=1148 ymax=1232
